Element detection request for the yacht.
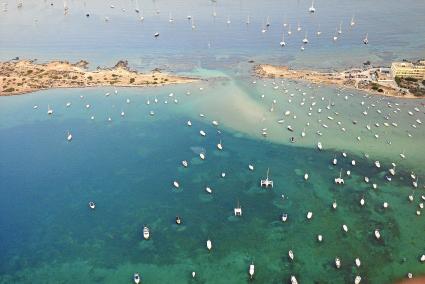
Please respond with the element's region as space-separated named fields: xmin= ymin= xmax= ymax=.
xmin=143 ymin=226 xmax=150 ymax=240
xmin=350 ymin=15 xmax=356 ymax=27
xmin=234 ymin=201 xmax=242 ymax=216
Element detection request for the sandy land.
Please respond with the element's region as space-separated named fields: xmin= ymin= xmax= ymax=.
xmin=254 ymin=64 xmax=419 ymax=99
xmin=0 ymin=59 xmax=198 ymax=96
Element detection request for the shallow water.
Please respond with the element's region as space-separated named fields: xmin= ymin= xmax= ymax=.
xmin=1 ymin=0 xmax=425 ymax=283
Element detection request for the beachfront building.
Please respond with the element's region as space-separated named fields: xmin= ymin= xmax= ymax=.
xmin=391 ymin=61 xmax=425 ymax=80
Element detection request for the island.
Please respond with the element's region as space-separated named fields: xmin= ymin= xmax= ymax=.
xmin=0 ymin=59 xmax=198 ymax=96
xmin=254 ymin=63 xmax=425 ymax=98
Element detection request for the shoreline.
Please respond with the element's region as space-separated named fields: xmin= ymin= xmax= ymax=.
xmin=254 ymin=64 xmax=422 ymax=99
xmin=0 ymin=59 xmax=199 ymax=96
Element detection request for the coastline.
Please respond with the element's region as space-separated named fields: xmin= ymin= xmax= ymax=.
xmin=254 ymin=64 xmax=421 ymax=99
xmin=0 ymin=59 xmax=199 ymax=96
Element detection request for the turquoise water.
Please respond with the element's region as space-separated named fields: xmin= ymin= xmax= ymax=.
xmin=1 ymin=1 xmax=425 ymax=283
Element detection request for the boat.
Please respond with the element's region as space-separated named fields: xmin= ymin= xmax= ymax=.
xmin=192 ymin=271 xmax=196 ymax=278
xmin=206 ymin=239 xmax=212 ymax=250
xmin=282 ymin=213 xmax=288 ymax=222
xmin=302 ymin=32 xmax=309 ymax=44
xmin=334 ymin=169 xmax=344 ymax=185
xmin=143 ymin=226 xmax=150 ymax=240
xmin=363 ymin=33 xmax=369 ymax=45
xmin=360 ymin=197 xmax=365 ymax=206
xmin=317 ymin=234 xmax=323 ymax=242
xmin=200 ymin=153 xmax=205 ymax=160
xmin=389 ymin=164 xmax=396 ymax=176
xmin=355 ymin=258 xmax=361 ymax=267
xmin=249 ymin=164 xmax=254 ymax=171
xmin=260 ymin=168 xmax=273 ymax=188
xmin=332 ymin=157 xmax=337 ymax=165
xmin=350 ymin=15 xmax=356 ymax=27
xmin=173 ymin=181 xmax=180 ymax=188
xmin=332 ymin=201 xmax=337 ymax=209
xmin=187 ymin=120 xmax=192 ymax=126
xmin=355 ymin=276 xmax=362 ymax=284
xmin=47 ymin=105 xmax=53 ymax=115
xmin=374 ymin=161 xmax=381 ymax=168
xmin=200 ymin=130 xmax=206 ymax=136
xmin=287 ymin=125 xmax=294 ymax=132
xmin=291 ymin=276 xmax=298 ymax=284
xmin=133 ymin=273 xmax=141 ymax=284
xmin=182 ymin=160 xmax=188 ymax=167
xmin=66 ymin=131 xmax=73 ymax=141
xmin=307 ymin=211 xmax=313 ymax=220
xmin=304 ymin=173 xmax=309 ymax=180
xmin=176 ymin=216 xmax=181 ymax=225
xmin=217 ymin=140 xmax=223 ymax=150
xmin=154 ymin=32 xmax=160 ymax=38
xmin=88 ymin=201 xmax=96 ymax=209
xmin=279 ymin=32 xmax=286 ymax=47
xmin=234 ymin=201 xmax=242 ymax=216
xmin=335 ymin=257 xmax=341 ymax=268
xmin=338 ymin=21 xmax=342 ymax=34
xmin=249 ymin=262 xmax=255 ymax=279
xmin=317 ymin=142 xmax=323 ymax=150
xmin=342 ymin=224 xmax=348 ymax=232
xmin=288 ymin=250 xmax=294 ymax=260
xmin=205 ymin=187 xmax=212 ymax=194
xmin=374 ymin=229 xmax=381 ymax=240
xmin=413 ymin=177 xmax=418 ymax=188
xmin=309 ymin=0 xmax=315 ymax=13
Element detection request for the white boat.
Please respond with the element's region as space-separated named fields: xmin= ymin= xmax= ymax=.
xmin=332 ymin=201 xmax=337 ymax=209
xmin=288 ymin=250 xmax=294 ymax=260
xmin=309 ymin=0 xmax=315 ymax=13
xmin=355 ymin=275 xmax=362 ymax=284
xmin=355 ymin=258 xmax=361 ymax=267
xmin=374 ymin=229 xmax=381 ymax=240
xmin=234 ymin=201 xmax=242 ymax=216
xmin=47 ymin=105 xmax=53 ymax=115
xmin=182 ymin=160 xmax=188 ymax=167
xmin=249 ymin=262 xmax=255 ymax=279
xmin=350 ymin=15 xmax=356 ymax=27
xmin=187 ymin=120 xmax=192 ymax=126
xmin=154 ymin=32 xmax=160 ymax=38
xmin=389 ymin=164 xmax=396 ymax=176
xmin=291 ymin=276 xmax=298 ymax=284
xmin=88 ymin=201 xmax=96 ymax=209
xmin=206 ymin=239 xmax=212 ymax=250
xmin=317 ymin=142 xmax=323 ymax=150
xmin=282 ymin=213 xmax=288 ymax=222
xmin=332 ymin=157 xmax=337 ymax=165
xmin=374 ymin=161 xmax=381 ymax=168
xmin=287 ymin=125 xmax=294 ymax=132
xmin=360 ymin=197 xmax=365 ymax=206
xmin=260 ymin=168 xmax=273 ymax=188
xmin=200 ymin=153 xmax=205 ymax=160
xmin=143 ymin=226 xmax=150 ymax=240
xmin=66 ymin=131 xmax=73 ymax=141
xmin=173 ymin=181 xmax=180 ymax=188
xmin=304 ymin=173 xmax=309 ymax=180
xmin=134 ymin=273 xmax=141 ymax=284
xmin=248 ymin=164 xmax=254 ymax=171
xmin=280 ymin=33 xmax=287 ymax=47
xmin=192 ymin=272 xmax=196 ymax=278
xmin=413 ymin=178 xmax=418 ymax=188
xmin=421 ymin=255 xmax=425 ymax=262
xmin=317 ymin=234 xmax=323 ymax=242
xmin=217 ymin=140 xmax=223 ymax=150
xmin=205 ymin=187 xmax=213 ymax=194
xmin=335 ymin=257 xmax=341 ymax=268
xmin=334 ymin=169 xmax=344 ymax=185
xmin=200 ymin=130 xmax=206 ymax=136
xmin=342 ymin=224 xmax=348 ymax=232
xmin=66 ymin=102 xmax=71 ymax=107
xmin=302 ymin=32 xmax=309 ymax=44
xmin=307 ymin=211 xmax=313 ymax=220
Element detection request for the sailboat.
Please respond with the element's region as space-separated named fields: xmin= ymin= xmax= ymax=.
xmin=280 ymin=32 xmax=287 ymax=46
xmin=246 ymin=15 xmax=251 ymax=25
xmin=66 ymin=131 xmax=73 ymax=141
xmin=47 ymin=105 xmax=53 ymax=115
xmin=217 ymin=140 xmax=223 ymax=150
xmin=309 ymin=0 xmax=315 ymax=13
xmin=260 ymin=168 xmax=273 ymax=188
xmin=302 ymin=32 xmax=309 ymax=44
xmin=287 ymin=24 xmax=292 ymax=35
xmin=338 ymin=21 xmax=342 ymax=34
xmin=63 ymin=0 xmax=69 ymax=14
xmin=168 ymin=12 xmax=174 ymax=23
xmin=363 ymin=33 xmax=369 ymax=44
xmin=316 ymin=24 xmax=322 ymax=36
xmin=350 ymin=15 xmax=356 ymax=27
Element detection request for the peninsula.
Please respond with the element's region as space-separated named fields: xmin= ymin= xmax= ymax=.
xmin=0 ymin=59 xmax=198 ymax=96
xmin=254 ymin=64 xmax=425 ymax=98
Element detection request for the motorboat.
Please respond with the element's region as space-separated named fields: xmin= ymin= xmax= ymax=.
xmin=182 ymin=160 xmax=188 ymax=167
xmin=355 ymin=258 xmax=361 ymax=267
xmin=309 ymin=0 xmax=315 ymax=13
xmin=88 ymin=201 xmax=96 ymax=209
xmin=206 ymin=239 xmax=212 ymax=250
xmin=143 ymin=226 xmax=150 ymax=240
xmin=134 ymin=273 xmax=141 ymax=284
xmin=307 ymin=211 xmax=313 ymax=220
xmin=335 ymin=257 xmax=341 ymax=268
xmin=173 ymin=181 xmax=180 ymax=188
xmin=317 ymin=234 xmax=323 ymax=242
xmin=154 ymin=32 xmax=160 ymax=38
xmin=249 ymin=164 xmax=254 ymax=171
xmin=187 ymin=120 xmax=192 ymax=126
xmin=304 ymin=173 xmax=309 ymax=180
xmin=217 ymin=140 xmax=223 ymax=150
xmin=176 ymin=216 xmax=181 ymax=225
xmin=342 ymin=224 xmax=348 ymax=232
xmin=374 ymin=229 xmax=381 ymax=240
xmin=334 ymin=169 xmax=344 ymax=185
xmin=282 ymin=213 xmax=288 ymax=222
xmin=205 ymin=187 xmax=213 ymax=194
xmin=317 ymin=142 xmax=323 ymax=150
xmin=200 ymin=153 xmax=205 ymax=160
xmin=355 ymin=276 xmax=362 ymax=284
xmin=288 ymin=250 xmax=294 ymax=261
xmin=291 ymin=276 xmax=298 ymax=284
xmin=249 ymin=262 xmax=255 ymax=279
xmin=66 ymin=131 xmax=73 ymax=141
xmin=200 ymin=130 xmax=206 ymax=136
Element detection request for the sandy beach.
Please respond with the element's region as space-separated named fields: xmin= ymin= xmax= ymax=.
xmin=254 ymin=64 xmax=419 ymax=99
xmin=0 ymin=59 xmax=198 ymax=96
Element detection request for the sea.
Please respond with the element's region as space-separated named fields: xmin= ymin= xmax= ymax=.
xmin=0 ymin=0 xmax=425 ymax=283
